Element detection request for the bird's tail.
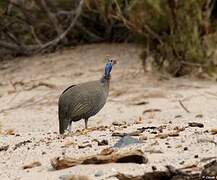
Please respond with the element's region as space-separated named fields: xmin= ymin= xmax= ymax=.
xmin=59 ymin=118 xmax=68 ymax=134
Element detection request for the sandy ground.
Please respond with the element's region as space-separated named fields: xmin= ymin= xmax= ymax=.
xmin=0 ymin=44 xmax=217 ymax=180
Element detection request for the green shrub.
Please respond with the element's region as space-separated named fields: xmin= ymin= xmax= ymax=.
xmin=108 ymin=0 xmax=217 ymax=76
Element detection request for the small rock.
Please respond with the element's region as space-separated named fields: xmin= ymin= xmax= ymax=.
xmin=0 ymin=145 xmax=9 ymax=152
xmin=139 ymin=135 xmax=147 ymax=141
xmin=210 ymin=128 xmax=217 ymax=135
xmin=175 ymin=115 xmax=182 ymax=118
xmin=113 ymin=135 xmax=142 ymax=148
xmin=179 ymin=161 xmax=185 ymax=165
xmin=112 ymin=121 xmax=126 ymax=126
xmin=133 ymin=101 xmax=149 ymax=105
xmin=195 ymin=114 xmax=203 ymax=118
xmin=188 ymin=122 xmax=204 ymax=128
xmin=176 ymin=144 xmax=182 ymax=148
xmin=100 ymin=148 xmax=114 ymax=155
xmin=173 ymin=126 xmax=185 ymax=132
xmin=156 ymin=134 xmax=168 ymax=139
xmin=23 ymin=161 xmax=41 ymax=169
xmin=152 ymin=166 xmax=157 ymax=171
xmin=4 ymin=129 xmax=15 ymax=135
xmin=93 ymin=139 xmax=108 ymax=146
xmin=194 ymin=155 xmax=198 ymax=158
xmin=78 ymin=144 xmax=92 ymax=149
xmin=183 ymin=147 xmax=188 ymax=151
xmin=95 ymin=170 xmax=103 ymax=177
xmin=168 ymin=132 xmax=179 ymax=137
xmin=151 ymin=131 xmax=158 ymax=134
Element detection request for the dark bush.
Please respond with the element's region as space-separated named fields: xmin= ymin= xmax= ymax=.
xmin=0 ymin=0 xmax=217 ymax=76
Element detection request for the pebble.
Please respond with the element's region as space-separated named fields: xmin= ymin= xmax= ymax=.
xmin=113 ymin=135 xmax=142 ymax=148
xmin=183 ymin=147 xmax=188 ymax=151
xmin=95 ymin=170 xmax=103 ymax=177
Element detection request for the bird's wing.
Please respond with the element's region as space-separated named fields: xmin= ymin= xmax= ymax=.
xmin=71 ymin=101 xmax=92 ymax=117
xmin=61 ymin=84 xmax=77 ymax=95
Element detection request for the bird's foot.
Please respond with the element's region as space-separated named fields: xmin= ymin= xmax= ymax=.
xmin=81 ymin=127 xmax=97 ymax=134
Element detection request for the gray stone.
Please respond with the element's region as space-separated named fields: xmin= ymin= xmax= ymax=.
xmin=113 ymin=135 xmax=142 ymax=148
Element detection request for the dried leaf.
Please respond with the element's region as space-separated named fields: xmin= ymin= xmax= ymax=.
xmin=188 ymin=122 xmax=204 ymax=128
xmin=23 ymin=161 xmax=41 ymax=169
xmin=210 ymin=128 xmax=217 ymax=135
xmin=133 ymin=101 xmax=149 ymax=105
xmin=156 ymin=133 xmax=169 ymax=139
xmin=173 ymin=126 xmax=185 ymax=132
xmin=175 ymin=115 xmax=182 ymax=118
xmin=100 ymin=148 xmax=114 ymax=155
xmin=0 ymin=145 xmax=9 ymax=152
xmin=195 ymin=114 xmax=203 ymax=118
xmin=168 ymin=132 xmax=179 ymax=137
xmin=143 ymin=109 xmax=161 ymax=114
xmin=112 ymin=121 xmax=126 ymax=126
xmin=139 ymin=135 xmax=147 ymax=141
xmin=134 ymin=117 xmax=144 ymax=124
xmin=4 ymin=129 xmax=15 ymax=135
xmin=78 ymin=144 xmax=92 ymax=149
xmin=112 ymin=130 xmax=141 ymax=137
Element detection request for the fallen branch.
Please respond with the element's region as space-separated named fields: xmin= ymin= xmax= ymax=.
xmin=35 ymin=0 xmax=66 ymax=40
xmin=111 ymin=165 xmax=200 ymax=180
xmin=51 ymin=149 xmax=147 ymax=170
xmin=39 ymin=0 xmax=84 ymax=50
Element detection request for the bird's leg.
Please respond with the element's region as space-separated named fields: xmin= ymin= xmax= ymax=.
xmin=67 ymin=121 xmax=72 ymax=132
xmin=84 ymin=119 xmax=88 ymax=129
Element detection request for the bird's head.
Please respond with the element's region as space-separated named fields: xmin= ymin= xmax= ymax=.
xmin=104 ymin=56 xmax=117 ymax=79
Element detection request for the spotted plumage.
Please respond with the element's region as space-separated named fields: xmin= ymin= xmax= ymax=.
xmin=58 ymin=59 xmax=116 ymax=134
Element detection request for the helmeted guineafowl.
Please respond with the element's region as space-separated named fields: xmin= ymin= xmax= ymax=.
xmin=58 ymin=58 xmax=116 ymax=134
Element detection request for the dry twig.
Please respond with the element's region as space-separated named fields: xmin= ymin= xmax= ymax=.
xmin=178 ymin=100 xmax=190 ymax=113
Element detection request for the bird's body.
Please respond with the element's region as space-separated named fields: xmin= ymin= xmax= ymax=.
xmin=58 ymin=59 xmax=115 ymax=134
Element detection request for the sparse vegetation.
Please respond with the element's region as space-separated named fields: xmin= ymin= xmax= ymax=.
xmin=0 ymin=0 xmax=217 ymax=76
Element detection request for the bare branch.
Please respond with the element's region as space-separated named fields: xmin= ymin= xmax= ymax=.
xmin=35 ymin=0 xmax=65 ymax=37
xmin=39 ymin=0 xmax=84 ymax=49
xmin=0 ymin=0 xmax=84 ymax=55
xmin=77 ymin=22 xmax=102 ymax=41
xmin=0 ymin=40 xmax=20 ymax=51
xmin=178 ymin=100 xmax=190 ymax=113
